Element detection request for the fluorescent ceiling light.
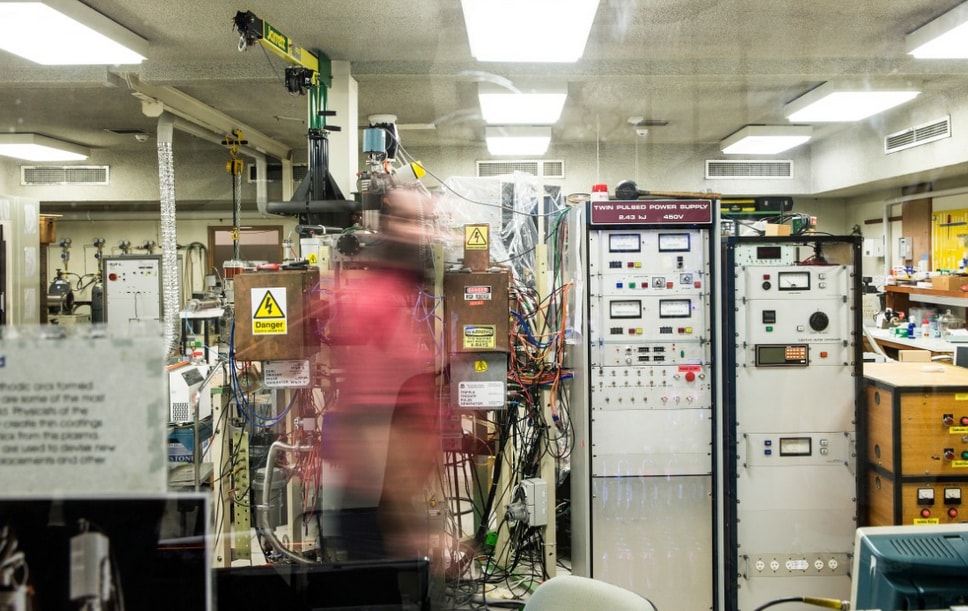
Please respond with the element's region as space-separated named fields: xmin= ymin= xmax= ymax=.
xmin=785 ymin=83 xmax=921 ymax=122
xmin=485 ymin=126 xmax=551 ymax=156
xmin=461 ymin=0 xmax=600 ymax=62
xmin=478 ymin=83 xmax=567 ymax=124
xmin=0 ymin=0 xmax=147 ymax=65
xmin=720 ymin=125 xmax=812 ymax=155
xmin=907 ymin=2 xmax=968 ymax=58
xmin=0 ymin=133 xmax=89 ymax=161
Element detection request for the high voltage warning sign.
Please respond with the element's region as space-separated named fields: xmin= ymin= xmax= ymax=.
xmin=251 ymin=288 xmax=287 ymax=335
xmin=464 ymin=225 xmax=489 ymax=250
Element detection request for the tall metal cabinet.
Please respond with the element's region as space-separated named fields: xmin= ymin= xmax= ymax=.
xmin=572 ymin=198 xmax=718 ymax=611
xmin=721 ymin=235 xmax=862 ymax=610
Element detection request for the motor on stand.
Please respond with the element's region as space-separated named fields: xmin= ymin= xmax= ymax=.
xmin=47 ymin=269 xmax=75 ymax=316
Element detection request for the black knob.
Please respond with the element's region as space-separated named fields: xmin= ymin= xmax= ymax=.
xmin=809 ymin=311 xmax=829 ymax=331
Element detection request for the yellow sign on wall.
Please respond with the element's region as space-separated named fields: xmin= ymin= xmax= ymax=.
xmin=932 ymin=208 xmax=968 ymax=271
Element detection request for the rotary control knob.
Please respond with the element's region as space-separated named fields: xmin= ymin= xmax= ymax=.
xmin=809 ymin=311 xmax=829 ymax=331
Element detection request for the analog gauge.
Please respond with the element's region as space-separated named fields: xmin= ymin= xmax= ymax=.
xmin=658 ymin=233 xmax=690 ymax=252
xmin=609 ymin=233 xmax=641 ymax=253
xmin=778 ymin=270 xmax=811 ymax=291
xmin=659 ymin=299 xmax=691 ymax=318
xmin=945 ymin=488 xmax=962 ymax=504
xmin=918 ymin=488 xmax=936 ymax=504
xmin=610 ymin=300 xmax=641 ymax=319
xmin=779 ymin=437 xmax=811 ymax=456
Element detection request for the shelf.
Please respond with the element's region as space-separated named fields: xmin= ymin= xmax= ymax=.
xmin=884 ymin=285 xmax=968 ymax=309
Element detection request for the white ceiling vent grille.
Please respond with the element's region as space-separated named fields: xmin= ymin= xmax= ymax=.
xmin=885 ymin=115 xmax=951 ymax=154
xmin=705 ymin=160 xmax=793 ymax=179
xmin=21 ymin=165 xmax=109 ymax=186
xmin=477 ymin=159 xmax=565 ymax=179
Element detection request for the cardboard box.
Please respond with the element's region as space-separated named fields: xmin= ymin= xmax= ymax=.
xmin=930 ymin=274 xmax=967 ymax=292
xmin=763 ymin=223 xmax=792 ymax=236
xmin=897 ymin=350 xmax=931 ymax=362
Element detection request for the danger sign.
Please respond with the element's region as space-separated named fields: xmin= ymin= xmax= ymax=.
xmin=464 ymin=225 xmax=489 ymax=250
xmin=251 ymin=287 xmax=287 ymax=335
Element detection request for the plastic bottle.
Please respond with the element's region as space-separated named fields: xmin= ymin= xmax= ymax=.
xmin=922 ymin=317 xmax=930 ymax=338
xmin=907 ymin=321 xmax=915 ymax=338
xmin=931 ymin=315 xmax=941 ymax=338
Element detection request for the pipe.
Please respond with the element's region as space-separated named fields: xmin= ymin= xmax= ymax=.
xmin=260 ymin=440 xmax=313 ymax=564
xmin=157 ymin=113 xmax=181 ymax=360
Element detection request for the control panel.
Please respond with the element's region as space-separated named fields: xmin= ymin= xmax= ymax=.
xmin=101 ymin=255 xmax=163 ymax=332
xmin=580 ymin=200 xmax=716 ymax=611
xmin=723 ymin=236 xmax=862 ymax=611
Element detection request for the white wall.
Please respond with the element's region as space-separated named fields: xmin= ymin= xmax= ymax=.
xmin=408 ymin=140 xmax=814 ymax=199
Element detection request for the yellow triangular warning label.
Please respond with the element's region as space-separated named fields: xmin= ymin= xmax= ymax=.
xmin=465 ymin=225 xmax=489 ymax=250
xmin=254 ymin=291 xmax=285 ymax=319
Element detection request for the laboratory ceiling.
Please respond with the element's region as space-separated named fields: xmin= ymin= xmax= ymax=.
xmin=0 ymin=1 xmax=966 ymax=192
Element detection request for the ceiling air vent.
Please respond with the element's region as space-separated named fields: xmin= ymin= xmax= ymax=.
xmin=21 ymin=166 xmax=109 ymax=186
xmin=477 ymin=159 xmax=565 ymax=179
xmin=705 ymin=160 xmax=793 ymax=179
xmin=885 ymin=115 xmax=951 ymax=154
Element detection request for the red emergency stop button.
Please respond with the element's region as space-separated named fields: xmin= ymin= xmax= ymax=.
xmin=685 ymin=371 xmax=696 ymax=382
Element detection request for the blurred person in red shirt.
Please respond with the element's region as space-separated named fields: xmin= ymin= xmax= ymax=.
xmin=322 ymin=179 xmax=441 ymax=562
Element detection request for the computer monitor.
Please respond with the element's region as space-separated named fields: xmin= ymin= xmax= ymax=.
xmin=850 ymin=524 xmax=968 ymax=611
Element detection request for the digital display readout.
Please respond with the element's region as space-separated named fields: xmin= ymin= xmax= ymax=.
xmin=755 ymin=344 xmax=809 ymax=366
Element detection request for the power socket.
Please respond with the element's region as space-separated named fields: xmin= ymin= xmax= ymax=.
xmin=519 ymin=478 xmax=548 ymax=527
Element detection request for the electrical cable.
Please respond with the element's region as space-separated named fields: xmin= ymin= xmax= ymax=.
xmin=753 ymin=596 xmax=848 ymax=611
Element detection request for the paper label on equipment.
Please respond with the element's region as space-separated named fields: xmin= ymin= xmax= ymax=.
xmin=462 ymin=325 xmax=496 ymax=350
xmin=263 ymin=360 xmax=311 ymax=388
xmin=458 ymin=381 xmax=504 ymax=408
xmin=464 ymin=285 xmax=492 ymax=301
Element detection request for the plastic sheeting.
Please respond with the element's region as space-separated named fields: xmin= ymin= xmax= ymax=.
xmin=436 ymin=171 xmax=564 ymax=284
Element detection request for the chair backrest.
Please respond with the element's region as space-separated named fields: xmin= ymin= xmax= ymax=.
xmin=523 ymin=575 xmax=658 ymax=611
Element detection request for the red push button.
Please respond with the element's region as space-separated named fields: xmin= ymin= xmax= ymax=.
xmin=685 ymin=371 xmax=696 ymax=382
xmin=921 ymin=508 xmax=932 ymax=518
xmin=949 ymin=507 xmax=959 ymax=518
xmin=961 ymin=416 xmax=968 ymax=426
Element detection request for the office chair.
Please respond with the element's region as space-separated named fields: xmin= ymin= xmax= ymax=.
xmin=523 ymin=575 xmax=658 ymax=611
